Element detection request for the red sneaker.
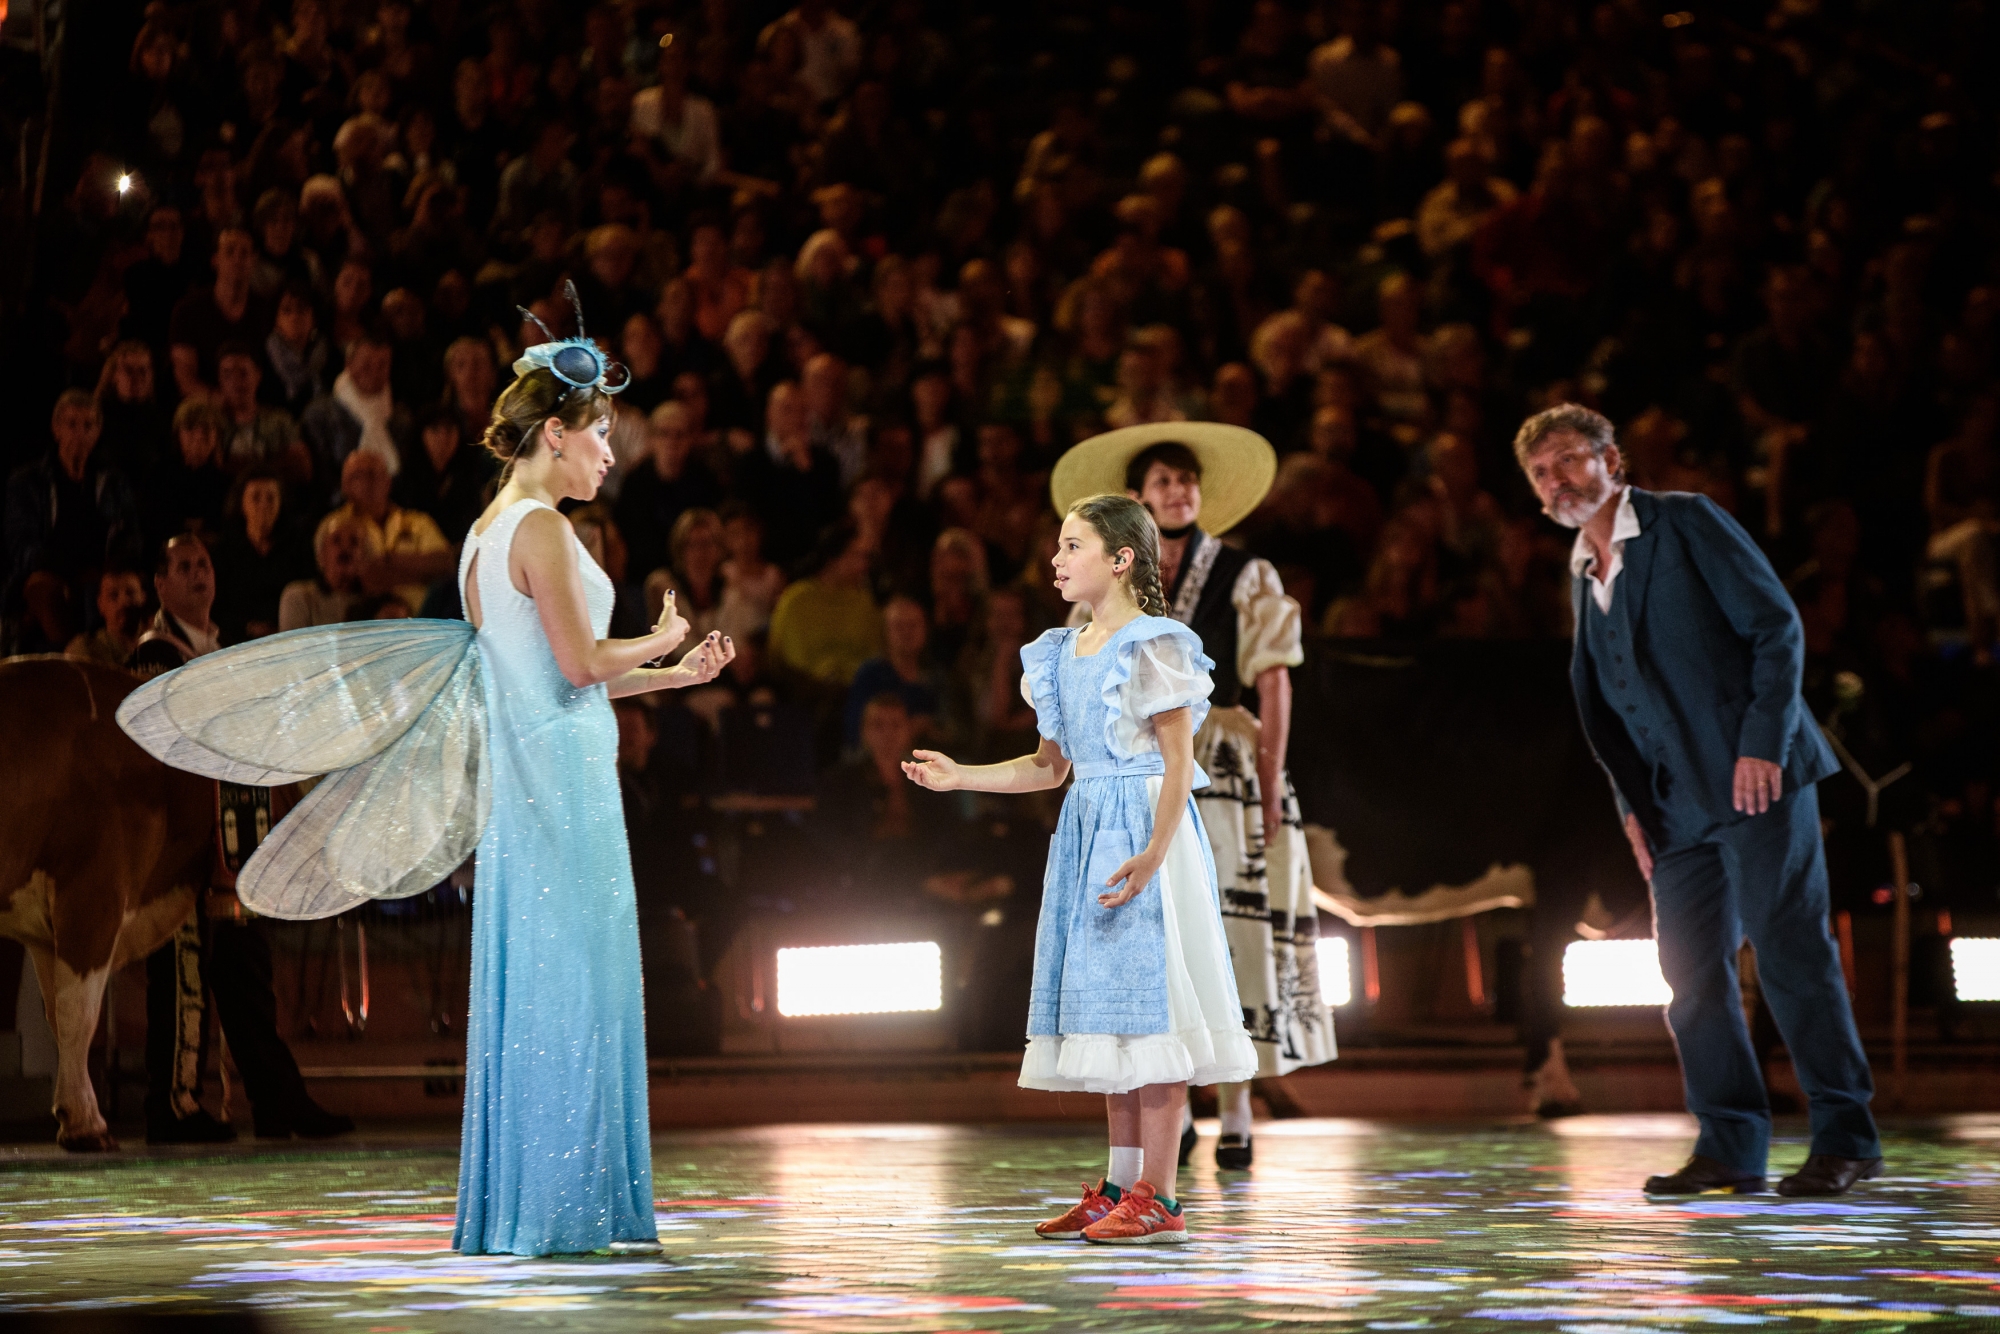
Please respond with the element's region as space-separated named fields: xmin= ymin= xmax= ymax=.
xmin=1035 ymin=1180 xmax=1121 ymax=1239
xmin=1082 ymin=1180 xmax=1188 ymax=1244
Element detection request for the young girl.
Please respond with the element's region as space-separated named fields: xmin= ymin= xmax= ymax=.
xmin=903 ymin=494 xmax=1255 ymax=1243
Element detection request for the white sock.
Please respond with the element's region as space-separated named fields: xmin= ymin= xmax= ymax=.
xmin=1218 ymin=1081 xmax=1254 ymax=1139
xmin=1108 ymin=1146 xmax=1142 ymax=1191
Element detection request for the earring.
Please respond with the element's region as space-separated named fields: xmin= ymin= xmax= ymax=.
xmin=552 ymin=447 xmax=565 ymax=460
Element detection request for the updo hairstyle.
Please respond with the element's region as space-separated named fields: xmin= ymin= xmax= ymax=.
xmin=480 ymin=366 xmax=614 ymax=471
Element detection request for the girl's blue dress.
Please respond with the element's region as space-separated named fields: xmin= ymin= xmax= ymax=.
xmin=116 ymin=497 xmax=656 ymax=1257
xmin=1017 ymin=615 xmax=1258 ymax=1094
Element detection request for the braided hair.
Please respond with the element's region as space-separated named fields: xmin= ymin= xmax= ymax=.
xmin=1067 ymin=493 xmax=1169 ymax=618
xmin=480 ymin=366 xmax=614 ymax=475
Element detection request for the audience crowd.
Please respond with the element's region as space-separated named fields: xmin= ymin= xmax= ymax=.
xmin=7 ymin=0 xmax=1999 ymax=951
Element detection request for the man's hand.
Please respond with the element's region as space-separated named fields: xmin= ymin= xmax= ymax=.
xmin=1733 ymin=756 xmax=1783 ymax=815
xmin=1623 ymin=812 xmax=1654 ymax=882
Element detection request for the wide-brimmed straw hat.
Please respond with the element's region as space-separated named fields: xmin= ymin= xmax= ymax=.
xmin=1048 ymin=421 xmax=1277 ymax=536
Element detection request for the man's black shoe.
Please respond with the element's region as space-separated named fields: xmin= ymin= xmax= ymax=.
xmin=1177 ymin=1120 xmax=1197 ymax=1167
xmin=1643 ymin=1154 xmax=1766 ymax=1195
xmin=146 ymin=1108 xmax=237 ymax=1145
xmin=1776 ymin=1155 xmax=1882 ymax=1197
xmin=1215 ymin=1134 xmax=1253 ymax=1171
xmin=257 ymin=1100 xmax=356 ymax=1140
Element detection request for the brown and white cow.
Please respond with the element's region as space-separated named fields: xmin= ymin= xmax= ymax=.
xmin=0 ymin=656 xmax=213 ymax=1150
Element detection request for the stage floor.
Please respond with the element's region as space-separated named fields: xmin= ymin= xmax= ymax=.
xmin=1 ymin=1116 xmax=1997 ymax=1330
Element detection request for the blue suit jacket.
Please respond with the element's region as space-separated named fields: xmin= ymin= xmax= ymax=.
xmin=1569 ymin=488 xmax=1838 ymax=845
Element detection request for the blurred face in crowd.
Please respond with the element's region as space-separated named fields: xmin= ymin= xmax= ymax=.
xmin=678 ymin=514 xmax=724 ymax=581
xmin=1212 ymin=362 xmax=1257 ymax=420
xmin=985 ymin=587 xmax=1027 ymax=648
xmin=110 ymin=346 xmax=154 ymax=401
xmin=657 ymin=278 xmax=694 ymax=334
xmin=1132 ymin=460 xmax=1201 ymax=532
xmin=341 ymin=449 xmax=394 ymax=520
xmin=218 ymin=352 xmax=261 ymax=414
xmin=648 ymin=403 xmax=693 ymax=474
xmin=178 ymin=418 xmax=219 ymax=468
xmin=158 ymin=537 xmax=215 ymax=622
xmin=724 ymin=511 xmax=763 ymax=565
xmin=725 ymin=316 xmax=769 ymax=378
xmin=911 ymin=372 xmax=950 ymax=428
xmin=318 ymin=520 xmax=364 ymax=590
xmin=690 ymin=225 xmax=726 ymax=274
xmin=52 ymin=399 xmax=102 ymax=467
xmin=334 ymin=262 xmax=373 ymax=316
xmin=346 ymin=340 xmax=394 ymax=396
xmin=615 ymin=700 xmax=657 ymax=773
xmin=260 ymin=202 xmax=297 ymax=258
xmin=213 ymin=228 xmax=255 ymax=287
xmin=883 ymin=596 xmax=928 ymax=663
xmin=803 ymin=354 xmax=845 ymax=420
xmin=447 ymin=343 xmax=497 ymax=414
xmin=673 ymin=371 xmax=709 ymax=426
xmin=275 ymin=290 xmax=317 ymax=346
xmin=1310 ymin=404 xmax=1357 ymax=462
xmin=766 ymin=381 xmax=808 ymax=442
xmin=146 ymin=207 xmax=184 ymax=263
xmin=1524 ymin=429 xmax=1623 ymax=529
xmin=861 ymin=696 xmax=913 ymax=769
xmin=622 ymin=314 xmax=662 ymax=377
xmin=96 ymin=570 xmax=148 ymax=640
xmin=242 ymin=477 xmax=283 ymax=538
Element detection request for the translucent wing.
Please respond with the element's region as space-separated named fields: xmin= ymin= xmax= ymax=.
xmin=118 ymin=620 xmax=477 ymax=783
xmin=116 ymin=619 xmax=491 ymax=920
xmin=237 ymin=646 xmax=489 ymax=919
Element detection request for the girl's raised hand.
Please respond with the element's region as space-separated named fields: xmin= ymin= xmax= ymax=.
xmin=901 ymin=749 xmax=962 ymax=791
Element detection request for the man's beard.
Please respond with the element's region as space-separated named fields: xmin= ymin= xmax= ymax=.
xmin=1545 ymin=476 xmax=1615 ymax=529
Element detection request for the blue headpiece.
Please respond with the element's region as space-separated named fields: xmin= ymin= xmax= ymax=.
xmin=513 ymin=281 xmax=630 ymax=398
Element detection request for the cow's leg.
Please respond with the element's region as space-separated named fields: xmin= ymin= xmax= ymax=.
xmin=27 ymin=945 xmax=116 ymax=1151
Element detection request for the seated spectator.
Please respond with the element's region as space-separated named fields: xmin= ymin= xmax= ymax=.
xmin=803 ymin=350 xmax=868 ymax=484
xmin=910 ymin=361 xmax=965 ymax=501
xmin=327 ymin=448 xmax=453 ymax=614
xmin=280 ymin=511 xmax=366 ymax=630
xmin=927 ymin=526 xmax=989 ymax=668
xmin=714 ymin=504 xmax=786 ymax=642
xmin=647 ymin=509 xmax=727 ymax=645
xmin=148 ymin=397 xmax=235 ymax=551
xmin=631 ymin=42 xmax=723 ymax=192
xmin=685 ymin=221 xmax=754 ymax=343
xmin=1249 ymin=310 xmax=1315 ymax=450
xmin=1322 ymin=514 xmax=1442 ymax=639
xmin=732 ymin=380 xmax=843 ymax=569
xmin=64 ymin=567 xmax=149 ymax=668
xmin=953 ymin=583 xmax=1041 ymax=762
xmin=169 ymin=225 xmax=274 ymax=400
xmin=133 ymin=533 xmax=223 ymax=670
xmin=441 ymin=336 xmax=499 ymax=447
xmin=711 ymin=309 xmax=779 ymax=437
xmin=818 ymin=693 xmax=961 ymax=894
xmin=381 ymin=288 xmax=444 ymax=409
xmin=616 ymin=400 xmax=726 ymax=583
xmin=768 ymin=528 xmax=883 ymax=692
xmin=1104 ymin=329 xmax=1188 ymax=429
xmin=302 ymin=328 xmax=411 ymax=494
xmin=655 ymin=277 xmax=723 ymax=383
xmin=1418 ymin=137 xmax=1518 ymax=261
xmin=1352 ymin=272 xmax=1431 ymax=428
xmin=1305 ymin=403 xmax=1387 ymax=555
xmin=216 ymin=343 xmax=310 ymax=481
xmin=264 ymin=282 xmax=332 ymax=417
xmin=213 ymin=468 xmax=312 ymax=642
xmin=843 ymin=593 xmax=946 ymax=748
xmin=1210 ymin=360 xmax=1259 ymax=430
xmin=94 ymin=341 xmax=173 ymax=480
xmin=394 ymin=405 xmax=496 ymax=543
xmin=1925 ymin=394 xmax=2000 ymax=658
xmin=617 ymin=313 xmax=674 ymax=413
xmin=6 ymin=390 xmax=139 ymax=651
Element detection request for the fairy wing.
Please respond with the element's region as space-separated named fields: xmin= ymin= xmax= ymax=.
xmin=117 ymin=619 xmax=490 ymax=920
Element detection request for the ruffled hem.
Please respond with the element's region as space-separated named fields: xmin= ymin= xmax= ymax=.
xmin=1018 ymin=627 xmax=1071 ymax=747
xmin=1098 ymin=615 xmax=1215 ymax=764
xmin=1018 ymin=1028 xmax=1258 ymax=1095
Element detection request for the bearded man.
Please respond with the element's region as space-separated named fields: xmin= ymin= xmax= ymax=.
xmin=1516 ymin=403 xmax=1879 ymax=1198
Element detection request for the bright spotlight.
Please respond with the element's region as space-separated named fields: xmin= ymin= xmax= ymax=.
xmin=775 ymin=942 xmax=942 ymax=1017
xmin=1950 ymin=938 xmax=2000 ymax=1002
xmin=1315 ymin=936 xmax=1353 ymax=1007
xmin=115 ymin=173 xmax=133 ymax=194
xmin=1563 ymin=939 xmax=1673 ymax=1007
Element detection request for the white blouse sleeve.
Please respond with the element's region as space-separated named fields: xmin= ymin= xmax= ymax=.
xmin=1233 ymin=558 xmax=1305 ymax=684
xmin=1105 ymin=621 xmax=1215 ymax=760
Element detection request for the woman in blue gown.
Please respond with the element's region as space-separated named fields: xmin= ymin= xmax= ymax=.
xmin=118 ymin=299 xmax=733 ymax=1256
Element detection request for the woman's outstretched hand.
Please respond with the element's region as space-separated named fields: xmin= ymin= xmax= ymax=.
xmin=901 ymin=749 xmax=963 ymax=791
xmin=1100 ymin=847 xmax=1166 ymax=908
xmin=671 ymin=631 xmax=732 ymax=686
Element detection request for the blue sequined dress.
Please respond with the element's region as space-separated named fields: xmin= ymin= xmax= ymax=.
xmin=452 ymin=498 xmax=655 ymax=1255
xmin=116 ymin=496 xmax=655 ymax=1258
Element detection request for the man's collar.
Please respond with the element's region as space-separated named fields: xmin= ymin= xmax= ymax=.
xmin=1568 ymin=485 xmax=1640 ymax=576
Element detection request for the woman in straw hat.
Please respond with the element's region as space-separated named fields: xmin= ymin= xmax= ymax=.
xmin=1051 ymin=422 xmax=1335 ymax=1171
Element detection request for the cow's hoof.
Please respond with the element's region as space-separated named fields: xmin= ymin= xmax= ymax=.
xmin=57 ymin=1129 xmax=119 ymax=1153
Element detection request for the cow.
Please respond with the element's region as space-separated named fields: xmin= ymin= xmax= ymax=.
xmin=0 ymin=656 xmax=213 ymax=1150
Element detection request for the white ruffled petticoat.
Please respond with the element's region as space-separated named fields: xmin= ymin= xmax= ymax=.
xmin=1019 ymin=775 xmax=1259 ymax=1095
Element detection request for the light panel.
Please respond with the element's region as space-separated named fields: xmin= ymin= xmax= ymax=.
xmin=1563 ymin=939 xmax=1673 ymax=1007
xmin=775 ymin=942 xmax=943 ymax=1017
xmin=1316 ymin=936 xmax=1353 ymax=1007
xmin=1950 ymin=938 xmax=2000 ymax=1002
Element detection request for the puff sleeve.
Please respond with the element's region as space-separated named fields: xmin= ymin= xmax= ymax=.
xmin=1233 ymin=558 xmax=1305 ymax=684
xmin=1104 ymin=617 xmax=1215 ymax=761
xmin=1018 ymin=627 xmax=1069 ymax=751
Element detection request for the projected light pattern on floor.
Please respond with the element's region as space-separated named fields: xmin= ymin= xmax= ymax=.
xmin=1950 ymin=936 xmax=2000 ymax=1001
xmin=1563 ymin=938 xmax=1674 ymax=1006
xmin=1316 ymin=934 xmax=1353 ymax=1006
xmin=774 ymin=941 xmax=942 ymax=1016
xmin=0 ymin=1119 xmax=1996 ymax=1331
